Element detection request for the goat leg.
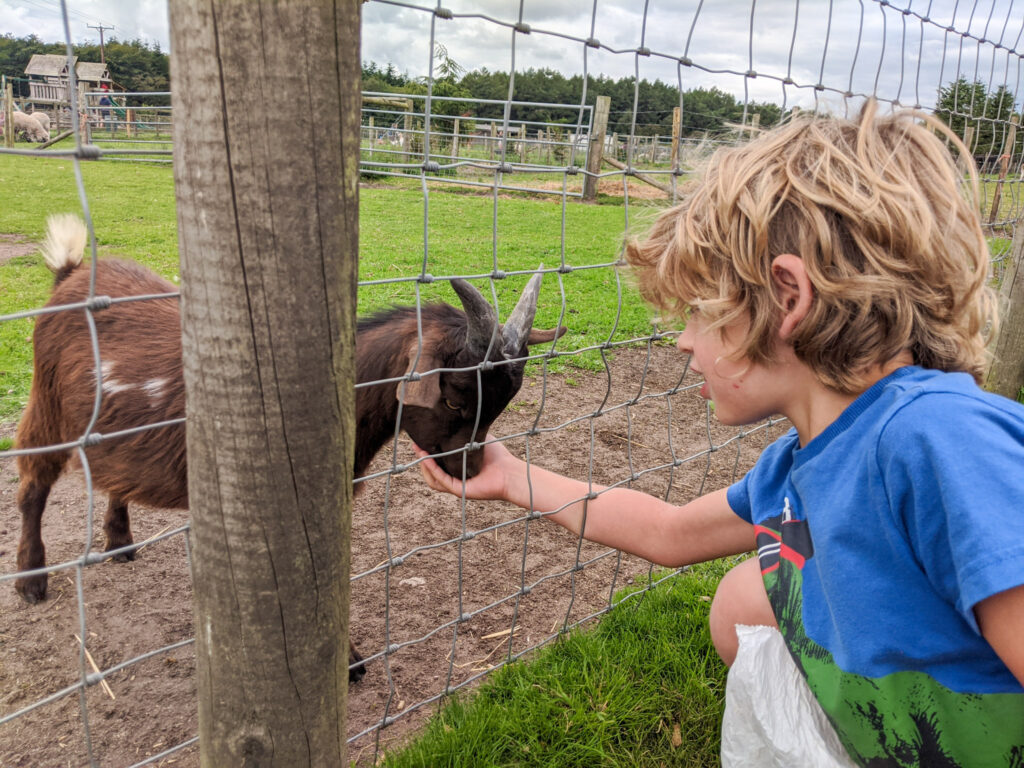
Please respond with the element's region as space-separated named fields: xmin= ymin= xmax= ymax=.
xmin=103 ymin=494 xmax=135 ymax=561
xmin=15 ymin=479 xmax=53 ymax=603
xmin=349 ymin=638 xmax=366 ymax=683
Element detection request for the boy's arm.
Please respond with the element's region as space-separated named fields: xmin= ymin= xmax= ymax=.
xmin=527 ymin=474 xmax=754 ymax=567
xmin=416 ymin=439 xmax=754 ymax=567
xmin=975 ymin=584 xmax=1024 ymax=687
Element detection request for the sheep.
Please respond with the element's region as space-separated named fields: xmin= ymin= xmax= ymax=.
xmin=30 ymin=111 xmax=51 ymax=134
xmin=14 ymin=214 xmax=564 ymax=682
xmin=12 ymin=110 xmax=50 ymax=143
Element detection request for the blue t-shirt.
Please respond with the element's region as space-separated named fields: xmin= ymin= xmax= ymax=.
xmin=727 ymin=366 xmax=1024 ymax=766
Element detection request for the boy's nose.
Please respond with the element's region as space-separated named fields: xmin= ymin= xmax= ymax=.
xmin=676 ymin=327 xmax=693 ymax=355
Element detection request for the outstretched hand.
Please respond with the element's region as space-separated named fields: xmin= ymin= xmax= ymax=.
xmin=413 ymin=435 xmax=520 ymax=501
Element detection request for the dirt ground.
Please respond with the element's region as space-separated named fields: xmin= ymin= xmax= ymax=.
xmin=0 ymin=338 xmax=783 ymax=766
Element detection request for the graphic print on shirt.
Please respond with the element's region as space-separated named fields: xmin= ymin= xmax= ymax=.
xmin=754 ymin=498 xmax=1024 ymax=768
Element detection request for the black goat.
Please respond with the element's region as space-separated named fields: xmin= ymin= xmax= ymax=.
xmin=14 ymin=214 xmax=564 ymax=682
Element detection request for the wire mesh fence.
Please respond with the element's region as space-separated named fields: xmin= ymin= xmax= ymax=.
xmin=1 ymin=0 xmax=1023 ymax=765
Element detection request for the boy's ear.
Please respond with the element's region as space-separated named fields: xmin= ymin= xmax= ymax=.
xmin=771 ymin=253 xmax=813 ymax=341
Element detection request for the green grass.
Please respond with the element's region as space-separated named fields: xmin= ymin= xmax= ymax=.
xmin=0 ymin=153 xmax=668 ymax=422
xmin=378 ymin=562 xmax=732 ymax=768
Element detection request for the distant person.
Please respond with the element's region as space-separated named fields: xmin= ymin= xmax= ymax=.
xmin=98 ymin=84 xmax=113 ymax=129
xmin=414 ymin=100 xmax=1024 ymax=766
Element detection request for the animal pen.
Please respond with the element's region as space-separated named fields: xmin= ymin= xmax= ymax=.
xmin=1 ymin=0 xmax=1024 ymax=766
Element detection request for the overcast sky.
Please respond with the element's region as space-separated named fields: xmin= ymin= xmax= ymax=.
xmin=3 ymin=0 xmax=1021 ymax=111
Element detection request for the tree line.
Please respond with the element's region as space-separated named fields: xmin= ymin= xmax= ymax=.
xmin=364 ymin=59 xmax=783 ymax=138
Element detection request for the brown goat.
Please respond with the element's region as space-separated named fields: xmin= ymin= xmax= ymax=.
xmin=14 ymin=215 xmax=563 ymax=683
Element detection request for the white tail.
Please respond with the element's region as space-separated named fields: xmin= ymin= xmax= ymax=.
xmin=40 ymin=214 xmax=87 ymax=273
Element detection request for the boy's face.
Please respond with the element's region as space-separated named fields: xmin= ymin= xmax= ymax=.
xmin=676 ymin=311 xmax=786 ymax=426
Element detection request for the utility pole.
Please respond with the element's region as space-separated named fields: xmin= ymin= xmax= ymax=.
xmin=87 ymin=24 xmax=114 ymax=64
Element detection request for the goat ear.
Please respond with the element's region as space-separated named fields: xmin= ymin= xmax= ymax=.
xmin=398 ymin=344 xmax=443 ymax=409
xmin=526 ymin=325 xmax=568 ymax=345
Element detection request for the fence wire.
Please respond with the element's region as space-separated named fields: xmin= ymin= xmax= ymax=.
xmin=1 ymin=0 xmax=1022 ymax=765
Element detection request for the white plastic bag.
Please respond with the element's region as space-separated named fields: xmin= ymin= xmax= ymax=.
xmin=720 ymin=624 xmax=858 ymax=768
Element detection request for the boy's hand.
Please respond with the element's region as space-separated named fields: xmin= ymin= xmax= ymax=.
xmin=412 ymin=436 xmax=518 ymax=501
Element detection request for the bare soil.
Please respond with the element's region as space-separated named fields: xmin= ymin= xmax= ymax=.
xmin=0 ymin=236 xmax=37 ymax=266
xmin=0 ymin=345 xmax=782 ymax=767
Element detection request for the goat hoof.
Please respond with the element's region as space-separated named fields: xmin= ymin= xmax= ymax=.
xmin=349 ymin=662 xmax=367 ymax=683
xmin=106 ymin=540 xmax=137 ymax=562
xmin=15 ymin=576 xmax=48 ymax=604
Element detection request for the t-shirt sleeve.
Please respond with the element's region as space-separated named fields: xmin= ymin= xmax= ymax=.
xmin=727 ymin=427 xmax=799 ymax=524
xmin=877 ymin=392 xmax=1024 ymax=633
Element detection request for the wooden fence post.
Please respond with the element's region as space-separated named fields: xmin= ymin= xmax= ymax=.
xmin=452 ymin=117 xmax=459 ymax=159
xmin=989 ymin=115 xmax=1019 ymax=224
xmin=670 ymin=106 xmax=680 ymax=171
xmin=169 ymin=1 xmax=359 ymax=764
xmin=4 ymin=82 xmax=13 ymax=149
xmin=584 ymin=95 xmax=610 ymax=201
xmin=959 ymin=125 xmax=976 ymax=174
xmin=986 ymin=222 xmax=1024 ymax=399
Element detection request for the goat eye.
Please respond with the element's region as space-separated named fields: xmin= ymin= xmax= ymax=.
xmin=444 ymin=398 xmax=461 ymax=411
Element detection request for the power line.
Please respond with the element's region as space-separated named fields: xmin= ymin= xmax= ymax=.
xmin=9 ymin=0 xmax=114 ymax=30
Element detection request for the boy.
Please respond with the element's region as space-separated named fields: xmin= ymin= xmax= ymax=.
xmin=414 ymin=101 xmax=1024 ymax=766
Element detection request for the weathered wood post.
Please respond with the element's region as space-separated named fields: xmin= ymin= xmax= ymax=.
xmin=78 ymin=88 xmax=91 ymax=144
xmin=986 ymin=222 xmax=1024 ymax=399
xmin=4 ymin=82 xmax=14 ymax=149
xmin=583 ymin=95 xmax=610 ymax=201
xmin=403 ymin=106 xmax=412 ymax=155
xmin=670 ymin=106 xmax=680 ymax=171
xmin=959 ymin=125 xmax=976 ymax=175
xmin=452 ymin=117 xmax=460 ymax=159
xmin=169 ymin=1 xmax=359 ymax=765
xmin=989 ymin=115 xmax=1019 ymax=224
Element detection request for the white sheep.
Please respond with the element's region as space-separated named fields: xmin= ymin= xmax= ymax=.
xmin=30 ymin=111 xmax=50 ymax=134
xmin=12 ymin=111 xmax=49 ymax=143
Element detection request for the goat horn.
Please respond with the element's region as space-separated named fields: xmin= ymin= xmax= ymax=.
xmin=502 ymin=269 xmax=543 ymax=358
xmin=451 ymin=278 xmax=499 ymax=356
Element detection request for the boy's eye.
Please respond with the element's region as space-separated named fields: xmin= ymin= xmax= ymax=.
xmin=444 ymin=398 xmax=461 ymax=411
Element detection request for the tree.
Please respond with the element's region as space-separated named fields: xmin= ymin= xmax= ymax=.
xmin=934 ymin=77 xmax=1021 ymax=159
xmin=433 ymin=43 xmax=464 ymax=83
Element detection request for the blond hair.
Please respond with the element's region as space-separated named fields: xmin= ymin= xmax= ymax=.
xmin=626 ymin=100 xmax=997 ymax=393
